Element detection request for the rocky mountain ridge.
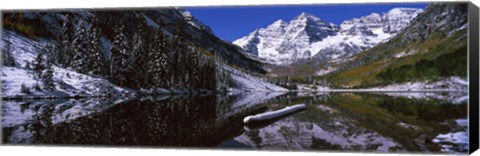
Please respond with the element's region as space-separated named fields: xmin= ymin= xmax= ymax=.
xmin=234 ymin=7 xmax=424 ymax=65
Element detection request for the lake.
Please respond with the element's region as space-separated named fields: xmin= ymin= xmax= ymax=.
xmin=1 ymin=91 xmax=469 ymax=153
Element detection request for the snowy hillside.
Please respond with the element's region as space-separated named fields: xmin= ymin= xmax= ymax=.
xmin=1 ymin=30 xmax=129 ymax=99
xmin=234 ymin=8 xmax=423 ymax=65
xmin=222 ymin=63 xmax=287 ymax=93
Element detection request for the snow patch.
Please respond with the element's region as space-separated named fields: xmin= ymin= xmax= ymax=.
xmin=394 ymin=49 xmax=418 ymax=58
xmin=315 ymin=66 xmax=337 ymax=76
xmin=432 ymin=118 xmax=469 ymax=153
xmin=368 ymin=77 xmax=468 ymax=92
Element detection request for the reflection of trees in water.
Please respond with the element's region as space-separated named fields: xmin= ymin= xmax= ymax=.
xmin=30 ymin=103 xmax=54 ymax=144
xmin=34 ymin=96 xmax=218 ymax=146
xmin=4 ymin=95 xmax=262 ymax=146
xmin=215 ymin=93 xmax=234 ymax=118
xmin=329 ymin=93 xmax=466 ymax=151
xmin=3 ymin=92 xmax=284 ymax=146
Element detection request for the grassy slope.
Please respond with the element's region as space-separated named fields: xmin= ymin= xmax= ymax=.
xmin=326 ymin=29 xmax=467 ymax=88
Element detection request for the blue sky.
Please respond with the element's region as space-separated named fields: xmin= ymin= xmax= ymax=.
xmin=186 ymin=3 xmax=429 ymax=42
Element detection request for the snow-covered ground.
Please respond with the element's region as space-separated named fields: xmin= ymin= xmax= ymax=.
xmin=368 ymin=77 xmax=468 ymax=91
xmin=297 ymin=84 xmax=331 ymax=91
xmin=315 ymin=66 xmax=337 ymax=76
xmin=223 ymin=64 xmax=287 ymax=93
xmin=296 ymin=76 xmax=468 ymax=92
xmin=2 ymin=66 xmax=129 ymax=99
xmin=295 ymin=77 xmax=468 ymax=104
xmin=432 ymin=119 xmax=469 ymax=153
xmin=378 ymin=91 xmax=468 ymax=104
xmin=1 ymin=30 xmax=129 ymax=99
xmin=394 ymin=49 xmax=418 ymax=58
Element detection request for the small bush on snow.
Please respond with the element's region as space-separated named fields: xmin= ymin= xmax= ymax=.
xmin=20 ymin=83 xmax=31 ymax=94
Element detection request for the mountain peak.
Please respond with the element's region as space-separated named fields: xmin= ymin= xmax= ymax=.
xmin=387 ymin=7 xmax=424 ymax=15
xmin=293 ymin=12 xmax=325 ymax=22
xmin=267 ymin=19 xmax=288 ymax=29
xmin=298 ymin=12 xmax=314 ymax=18
xmin=383 ymin=7 xmax=424 ymax=33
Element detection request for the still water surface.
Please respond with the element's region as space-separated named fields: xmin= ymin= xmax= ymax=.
xmin=2 ymin=92 xmax=468 ymax=153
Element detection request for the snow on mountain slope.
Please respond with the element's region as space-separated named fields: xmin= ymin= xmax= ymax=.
xmin=222 ymin=63 xmax=287 ymax=93
xmin=1 ymin=30 xmax=129 ymax=99
xmin=234 ymin=8 xmax=423 ymax=65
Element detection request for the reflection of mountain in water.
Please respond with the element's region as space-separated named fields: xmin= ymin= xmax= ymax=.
xmin=235 ymin=106 xmax=402 ymax=152
xmin=229 ymin=92 xmax=468 ymax=153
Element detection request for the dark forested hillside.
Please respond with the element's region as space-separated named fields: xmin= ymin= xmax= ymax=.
xmin=2 ymin=8 xmax=266 ymax=92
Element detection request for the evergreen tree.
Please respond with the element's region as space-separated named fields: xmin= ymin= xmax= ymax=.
xmin=2 ymin=36 xmax=16 ymax=67
xmin=172 ymin=21 xmax=186 ymax=88
xmin=187 ymin=46 xmax=199 ymax=88
xmin=147 ymin=26 xmax=169 ymax=88
xmin=56 ymin=14 xmax=75 ymax=67
xmin=110 ymin=22 xmax=130 ymax=87
xmin=25 ymin=61 xmax=31 ymax=69
xmin=72 ymin=20 xmax=88 ymax=73
xmin=86 ymin=21 xmax=105 ymax=76
xmin=20 ymin=83 xmax=31 ymax=94
xmin=42 ymin=60 xmax=55 ymax=90
xmin=34 ymin=82 xmax=42 ymax=91
xmin=33 ymin=53 xmax=45 ymax=79
xmin=129 ymin=21 xmax=148 ymax=88
xmin=44 ymin=43 xmax=57 ymax=66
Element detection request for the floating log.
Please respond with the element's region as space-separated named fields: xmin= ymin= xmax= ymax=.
xmin=243 ymin=104 xmax=307 ymax=125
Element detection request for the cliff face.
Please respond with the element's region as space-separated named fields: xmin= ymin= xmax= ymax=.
xmin=400 ymin=2 xmax=468 ymax=42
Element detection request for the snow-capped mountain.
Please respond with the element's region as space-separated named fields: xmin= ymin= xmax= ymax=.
xmin=234 ymin=8 xmax=424 ymax=65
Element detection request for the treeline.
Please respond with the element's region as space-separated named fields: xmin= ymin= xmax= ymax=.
xmin=3 ymin=13 xmax=47 ymax=39
xmin=377 ymin=48 xmax=467 ymax=84
xmin=44 ymin=14 xmax=221 ymax=91
xmin=378 ymin=96 xmax=467 ymax=121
